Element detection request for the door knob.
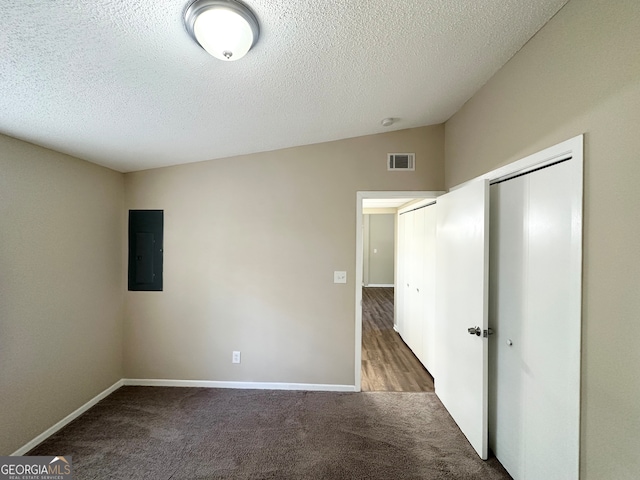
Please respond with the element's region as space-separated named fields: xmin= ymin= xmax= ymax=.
xmin=467 ymin=326 xmax=481 ymax=336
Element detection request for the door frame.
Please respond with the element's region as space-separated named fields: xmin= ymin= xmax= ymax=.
xmin=354 ymin=134 xmax=584 ymax=459
xmin=353 ymin=134 xmax=583 ymax=394
xmin=447 ymin=134 xmax=584 ymax=460
xmin=481 ymin=134 xmax=584 ymax=472
xmin=454 ymin=135 xmax=583 ymax=191
xmin=354 ymin=191 xmax=441 ymax=391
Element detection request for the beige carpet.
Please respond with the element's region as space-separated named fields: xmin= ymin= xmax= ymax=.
xmin=29 ymin=387 xmax=511 ymax=479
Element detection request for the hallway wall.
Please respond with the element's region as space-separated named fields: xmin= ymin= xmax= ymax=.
xmin=364 ymin=214 xmax=395 ymax=286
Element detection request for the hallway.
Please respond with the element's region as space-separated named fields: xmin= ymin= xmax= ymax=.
xmin=361 ymin=287 xmax=434 ymax=392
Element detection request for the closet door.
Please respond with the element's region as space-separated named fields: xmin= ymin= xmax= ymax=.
xmin=435 ymin=179 xmax=490 ymax=459
xmin=401 ymin=211 xmax=414 ymax=340
xmin=395 ymin=213 xmax=406 ymax=333
xmin=489 ymin=158 xmax=581 ymax=479
xmin=421 ymin=204 xmax=437 ymax=375
xmin=397 ymin=206 xmax=436 ymax=371
xmin=489 ymin=180 xmax=526 ymax=476
xmin=408 ymin=208 xmax=425 ymax=361
xmin=396 ymin=212 xmax=414 ymax=338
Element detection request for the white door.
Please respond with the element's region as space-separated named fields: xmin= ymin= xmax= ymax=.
xmin=435 ymin=179 xmax=490 ymax=459
xmin=421 ymin=204 xmax=437 ymax=376
xmin=489 ymin=158 xmax=581 ymax=479
xmin=395 ymin=213 xmax=406 ymax=332
xmin=408 ymin=208 xmax=425 ymax=360
xmin=401 ymin=210 xmax=415 ymax=341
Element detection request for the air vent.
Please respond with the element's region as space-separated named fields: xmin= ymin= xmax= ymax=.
xmin=388 ymin=153 xmax=415 ymax=171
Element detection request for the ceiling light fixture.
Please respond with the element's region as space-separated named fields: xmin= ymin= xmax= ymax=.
xmin=184 ymin=0 xmax=260 ymax=61
xmin=381 ymin=118 xmax=395 ymax=127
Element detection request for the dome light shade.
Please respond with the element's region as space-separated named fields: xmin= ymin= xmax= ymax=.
xmin=185 ymin=0 xmax=260 ymax=61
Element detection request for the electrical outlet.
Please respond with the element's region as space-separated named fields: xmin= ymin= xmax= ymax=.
xmin=232 ymin=351 xmax=241 ymax=364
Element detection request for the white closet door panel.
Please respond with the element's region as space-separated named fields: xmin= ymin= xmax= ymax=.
xmin=396 ymin=213 xmax=406 ymax=333
xmin=435 ymin=179 xmax=490 ymax=459
xmin=402 ymin=211 xmax=415 ymax=341
xmin=489 ymin=158 xmax=581 ymax=480
xmin=422 ymin=204 xmax=437 ymax=375
xmin=523 ymin=159 xmax=580 ymax=479
xmin=489 ymin=178 xmax=528 ymax=479
xmin=409 ymin=208 xmax=426 ymax=360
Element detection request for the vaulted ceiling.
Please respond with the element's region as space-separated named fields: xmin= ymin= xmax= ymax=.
xmin=0 ymin=0 xmax=568 ymax=172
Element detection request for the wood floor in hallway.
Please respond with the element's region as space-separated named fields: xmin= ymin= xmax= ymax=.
xmin=361 ymin=287 xmax=434 ymax=392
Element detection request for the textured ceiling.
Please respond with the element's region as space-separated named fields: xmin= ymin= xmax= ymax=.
xmin=0 ymin=0 xmax=568 ymax=172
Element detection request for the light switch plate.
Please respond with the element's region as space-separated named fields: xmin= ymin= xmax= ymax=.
xmin=334 ymin=271 xmax=347 ymax=284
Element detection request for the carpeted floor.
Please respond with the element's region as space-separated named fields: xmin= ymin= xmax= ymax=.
xmin=29 ymin=387 xmax=511 ymax=479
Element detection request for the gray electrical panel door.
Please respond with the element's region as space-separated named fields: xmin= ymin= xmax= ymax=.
xmin=128 ymin=210 xmax=163 ymax=291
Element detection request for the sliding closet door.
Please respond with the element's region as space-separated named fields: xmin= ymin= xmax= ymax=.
xmin=408 ymin=208 xmax=425 ymax=361
xmin=421 ymin=204 xmax=437 ymax=375
xmin=396 ymin=205 xmax=436 ymax=372
xmin=395 ymin=213 xmax=406 ymax=333
xmin=489 ymin=158 xmax=581 ymax=479
xmin=435 ymin=179 xmax=490 ymax=459
xmin=401 ymin=211 xmax=414 ymax=340
xmin=489 ymin=179 xmax=526 ymax=476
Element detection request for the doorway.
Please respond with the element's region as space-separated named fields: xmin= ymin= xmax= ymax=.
xmin=360 ymin=286 xmax=433 ymax=391
xmin=355 ymin=192 xmax=441 ymax=392
xmin=357 ymin=136 xmax=582 ymax=477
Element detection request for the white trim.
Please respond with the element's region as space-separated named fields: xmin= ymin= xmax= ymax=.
xmin=397 ymin=197 xmax=440 ymax=214
xmin=364 ymin=284 xmax=394 ymax=288
xmin=355 ymin=191 xmax=441 ymax=393
xmin=10 ymin=378 xmax=355 ymax=456
xmin=443 ymin=134 xmax=583 ymax=467
xmin=123 ymin=379 xmax=357 ymax=392
xmin=11 ymin=379 xmax=124 ymax=456
xmin=451 ymin=135 xmax=582 ymax=190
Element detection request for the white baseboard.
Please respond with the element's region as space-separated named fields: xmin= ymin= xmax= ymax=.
xmin=364 ymin=284 xmax=394 ymax=288
xmin=11 ymin=379 xmax=124 ymax=456
xmin=393 ymin=324 xmax=399 ymax=333
xmin=123 ymin=378 xmax=357 ymax=392
xmin=10 ymin=378 xmax=356 ymax=455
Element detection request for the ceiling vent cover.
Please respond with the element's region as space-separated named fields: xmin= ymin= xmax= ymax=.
xmin=388 ymin=153 xmax=415 ymax=171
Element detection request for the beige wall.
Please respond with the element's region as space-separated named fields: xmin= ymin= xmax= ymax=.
xmin=0 ymin=134 xmax=124 ymax=455
xmin=366 ymin=214 xmax=395 ymax=285
xmin=124 ymin=126 xmax=444 ymax=385
xmin=444 ymin=0 xmax=640 ymax=478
